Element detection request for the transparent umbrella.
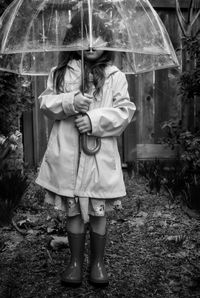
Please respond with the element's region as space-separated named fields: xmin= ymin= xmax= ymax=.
xmin=0 ymin=0 xmax=179 ymax=155
xmin=0 ymin=0 xmax=179 ymax=75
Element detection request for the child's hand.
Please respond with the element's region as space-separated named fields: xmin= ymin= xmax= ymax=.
xmin=75 ymin=114 xmax=92 ymax=134
xmin=74 ymin=92 xmax=92 ymax=113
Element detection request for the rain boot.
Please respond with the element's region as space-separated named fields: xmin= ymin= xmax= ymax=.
xmin=89 ymin=231 xmax=109 ymax=286
xmin=61 ymin=232 xmax=85 ymax=286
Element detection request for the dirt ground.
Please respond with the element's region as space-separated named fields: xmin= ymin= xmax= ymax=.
xmin=0 ymin=173 xmax=200 ymax=298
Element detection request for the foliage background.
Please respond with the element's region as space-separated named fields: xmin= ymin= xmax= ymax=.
xmin=0 ymin=0 xmax=33 ymax=136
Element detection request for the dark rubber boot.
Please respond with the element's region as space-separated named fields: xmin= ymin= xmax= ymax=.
xmin=61 ymin=232 xmax=85 ymax=286
xmin=89 ymin=231 xmax=109 ymax=286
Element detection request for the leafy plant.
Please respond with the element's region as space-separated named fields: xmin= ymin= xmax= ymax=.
xmin=138 ymin=159 xmax=164 ymax=194
xmin=138 ymin=118 xmax=200 ymax=211
xmin=178 ymin=36 xmax=200 ymax=103
xmin=162 ymin=121 xmax=200 ymax=176
xmin=0 ymin=2 xmax=34 ymax=226
xmin=145 ymin=1 xmax=200 ymax=210
xmin=0 ymin=171 xmax=28 ymax=225
xmin=176 ymin=0 xmax=200 ymax=130
xmin=0 ymin=0 xmax=33 ymax=136
xmin=161 ymin=120 xmax=200 ymax=210
xmin=0 ymin=72 xmax=33 ymax=136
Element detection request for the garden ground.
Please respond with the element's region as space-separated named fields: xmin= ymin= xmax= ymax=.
xmin=0 ymin=173 xmax=200 ymax=298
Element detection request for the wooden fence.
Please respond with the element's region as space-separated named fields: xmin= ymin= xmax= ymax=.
xmin=23 ymin=1 xmax=189 ymax=167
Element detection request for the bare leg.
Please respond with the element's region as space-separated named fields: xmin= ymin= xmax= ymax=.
xmin=67 ymin=215 xmax=85 ymax=234
xmin=89 ymin=215 xmax=106 ymax=235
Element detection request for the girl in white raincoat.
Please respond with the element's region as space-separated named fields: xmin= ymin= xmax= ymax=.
xmin=36 ymin=11 xmax=136 ymax=286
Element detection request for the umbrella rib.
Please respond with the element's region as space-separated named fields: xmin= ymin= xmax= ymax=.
xmin=1 ymin=0 xmax=23 ymax=53
xmin=47 ymin=3 xmax=55 ymax=35
xmin=88 ymin=0 xmax=93 ymax=50
xmin=0 ymin=0 xmax=18 ymax=21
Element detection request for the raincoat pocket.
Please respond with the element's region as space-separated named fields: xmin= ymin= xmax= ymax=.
xmin=100 ymin=137 xmax=116 ymax=171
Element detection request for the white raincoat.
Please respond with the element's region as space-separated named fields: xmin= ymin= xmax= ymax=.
xmin=36 ymin=60 xmax=136 ymax=201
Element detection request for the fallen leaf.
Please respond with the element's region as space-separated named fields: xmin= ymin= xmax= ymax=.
xmin=49 ymin=236 xmax=69 ymax=250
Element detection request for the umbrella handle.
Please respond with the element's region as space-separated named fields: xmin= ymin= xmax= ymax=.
xmin=81 ymin=133 xmax=101 ymax=155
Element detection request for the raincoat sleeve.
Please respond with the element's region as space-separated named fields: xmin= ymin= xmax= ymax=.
xmin=86 ymin=71 xmax=136 ymax=137
xmin=38 ymin=68 xmax=78 ymax=120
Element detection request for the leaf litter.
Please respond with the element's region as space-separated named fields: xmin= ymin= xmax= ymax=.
xmin=0 ymin=173 xmax=200 ymax=298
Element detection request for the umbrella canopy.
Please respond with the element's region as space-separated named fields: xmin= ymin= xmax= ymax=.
xmin=0 ymin=0 xmax=179 ymax=75
xmin=0 ymin=51 xmax=60 ymax=76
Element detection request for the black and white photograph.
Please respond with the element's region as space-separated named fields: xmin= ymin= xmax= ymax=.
xmin=0 ymin=0 xmax=200 ymax=297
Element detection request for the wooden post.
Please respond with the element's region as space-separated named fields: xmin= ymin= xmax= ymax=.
xmin=123 ymin=74 xmax=137 ymax=162
xmin=137 ymin=72 xmax=155 ymax=144
xmin=32 ymin=77 xmax=40 ymax=165
xmin=175 ymin=0 xmax=200 ymax=131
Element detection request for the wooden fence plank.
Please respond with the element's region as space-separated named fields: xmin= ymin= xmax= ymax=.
xmin=154 ymin=10 xmax=181 ymax=142
xmin=137 ymin=144 xmax=178 ymax=160
xmin=154 ymin=69 xmax=170 ymax=141
xmin=158 ymin=9 xmax=181 ymax=51
xmin=123 ymin=74 xmax=137 ymax=162
xmin=137 ymin=72 xmax=155 ymax=144
xmin=23 ymin=111 xmax=34 ymax=167
xmin=150 ymin=0 xmax=198 ymax=9
xmin=35 ymin=77 xmax=53 ymax=163
xmin=32 ymin=77 xmax=40 ymax=166
xmin=23 ymin=76 xmax=52 ymax=167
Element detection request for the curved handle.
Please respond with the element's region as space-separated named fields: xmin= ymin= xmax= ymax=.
xmin=81 ymin=133 xmax=101 ymax=155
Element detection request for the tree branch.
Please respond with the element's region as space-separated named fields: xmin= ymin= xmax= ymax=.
xmin=191 ymin=9 xmax=200 ymax=29
xmin=188 ymin=0 xmax=194 ymax=24
xmin=175 ymin=0 xmax=187 ymax=36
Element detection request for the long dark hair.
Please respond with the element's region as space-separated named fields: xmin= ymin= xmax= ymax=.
xmin=53 ymin=10 xmax=114 ymax=94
